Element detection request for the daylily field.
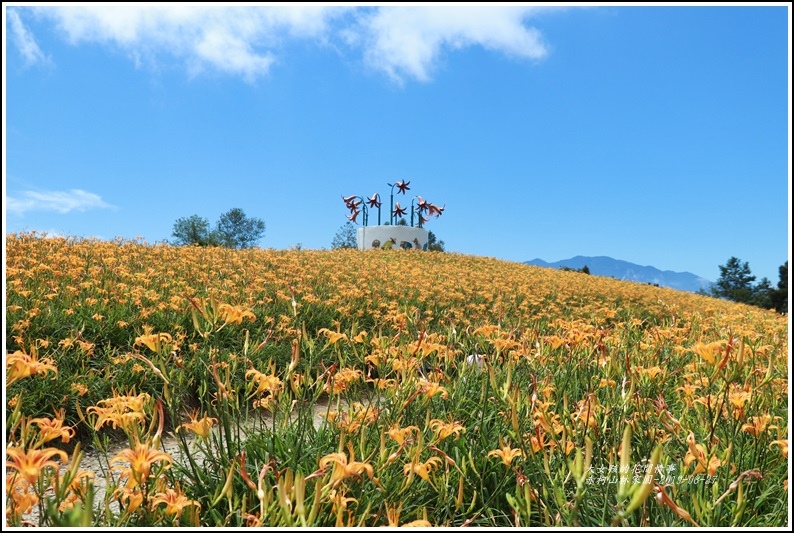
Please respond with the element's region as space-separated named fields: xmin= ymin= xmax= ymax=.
xmin=4 ymin=232 xmax=789 ymax=527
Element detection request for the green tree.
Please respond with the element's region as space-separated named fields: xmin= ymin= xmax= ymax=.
xmin=331 ymin=221 xmax=358 ymax=249
xmin=751 ymin=277 xmax=775 ymax=309
xmin=215 ymin=208 xmax=266 ymax=249
xmin=710 ymin=257 xmax=756 ymax=304
xmin=770 ymin=260 xmax=788 ymax=313
xmin=427 ymin=230 xmax=445 ymax=252
xmin=171 ymin=214 xmax=219 ymax=247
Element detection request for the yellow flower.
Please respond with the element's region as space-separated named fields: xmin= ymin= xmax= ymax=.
xmin=6 ymin=446 xmax=68 ymax=484
xmin=58 ymin=471 xmax=97 ymax=512
xmin=87 ymin=392 xmax=151 ymax=432
xmin=417 ymin=378 xmax=449 ymax=400
xmin=429 ymin=419 xmax=466 ymax=441
xmin=71 ymin=383 xmax=89 ymax=396
xmin=684 ymin=432 xmax=721 ymax=477
xmin=404 ymin=456 xmax=442 ymax=482
xmin=572 ymin=394 xmax=600 ymax=430
xmin=245 ymin=368 xmax=283 ymax=398
xmin=6 ymin=349 xmax=58 ymax=386
xmin=770 ymin=439 xmax=788 ymax=458
xmin=178 ymin=411 xmax=217 ymax=439
xmin=325 ymin=367 xmax=363 ymax=395
xmin=691 ymin=341 xmax=724 ymax=365
xmin=741 ymin=415 xmax=772 ymax=436
xmin=134 ymin=332 xmax=173 ymax=354
xmin=113 ymin=486 xmax=144 ymax=514
xmin=642 ymin=366 xmax=665 ymax=380
xmin=488 ymin=440 xmax=524 ymax=467
xmin=217 ymin=303 xmax=256 ymax=325
xmin=387 ymin=423 xmax=420 ymax=446
xmin=111 ymin=443 xmax=173 ymax=487
xmin=318 ymin=328 xmax=348 ymax=345
xmin=318 ymin=452 xmax=374 ymax=488
xmin=151 ymin=487 xmax=201 ymax=516
xmin=368 ymin=377 xmax=396 ymax=390
xmin=30 ymin=409 xmax=75 ymax=445
xmin=328 ymin=488 xmax=357 ymax=514
xmin=6 ymin=475 xmax=39 ymax=516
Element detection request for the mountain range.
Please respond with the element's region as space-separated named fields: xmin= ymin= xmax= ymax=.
xmin=524 ymin=256 xmax=713 ymax=294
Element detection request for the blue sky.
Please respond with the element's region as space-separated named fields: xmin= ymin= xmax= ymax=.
xmin=4 ymin=4 xmax=791 ymax=284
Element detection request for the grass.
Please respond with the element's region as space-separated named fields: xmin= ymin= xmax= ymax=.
xmin=4 ymin=232 xmax=789 ymax=527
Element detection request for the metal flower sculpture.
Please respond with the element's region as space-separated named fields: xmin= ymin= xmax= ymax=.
xmin=393 ymin=202 xmax=407 ymax=218
xmin=394 ymin=180 xmax=411 ymax=195
xmin=366 ymin=193 xmax=382 ymax=209
xmin=342 ymin=181 xmax=444 ymax=228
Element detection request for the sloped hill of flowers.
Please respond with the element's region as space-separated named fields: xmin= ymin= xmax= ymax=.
xmin=5 ymin=232 xmax=789 ymax=527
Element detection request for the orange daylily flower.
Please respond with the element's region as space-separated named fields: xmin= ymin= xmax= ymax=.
xmin=245 ymin=368 xmax=283 ymax=398
xmin=111 ymin=443 xmax=173 ymax=487
xmin=134 ymin=332 xmax=173 ymax=354
xmin=58 ymin=471 xmax=97 ymax=512
xmin=691 ymin=341 xmax=724 ymax=365
xmin=741 ymin=415 xmax=772 ymax=437
xmin=217 ymin=303 xmax=256 ymax=325
xmin=417 ymin=378 xmax=449 ymax=400
xmin=6 ymin=475 xmax=39 ymax=516
xmin=488 ymin=440 xmax=525 ymax=467
xmin=113 ymin=485 xmax=144 ymax=514
xmin=318 ymin=452 xmax=374 ymax=488
xmin=684 ymin=432 xmax=721 ymax=477
xmin=325 ymin=367 xmax=363 ymax=395
xmin=6 ymin=446 xmax=68 ymax=484
xmin=770 ymin=439 xmax=788 ymax=458
xmin=30 ymin=409 xmax=75 ymax=445
xmin=404 ymin=456 xmax=442 ymax=482
xmin=728 ymin=384 xmax=752 ymax=419
xmin=428 ymin=419 xmax=466 ymax=441
xmin=6 ymin=349 xmax=57 ymax=386
xmin=318 ymin=328 xmax=348 ymax=345
xmin=151 ymin=487 xmax=202 ymax=516
xmin=178 ymin=411 xmax=218 ymax=439
xmin=86 ymin=392 xmax=151 ymax=432
xmin=388 ymin=424 xmax=420 ymax=446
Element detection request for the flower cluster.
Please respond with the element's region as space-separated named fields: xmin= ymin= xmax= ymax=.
xmin=342 ymin=180 xmax=444 ymax=227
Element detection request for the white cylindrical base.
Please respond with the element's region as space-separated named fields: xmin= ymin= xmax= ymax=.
xmin=357 ymin=225 xmax=429 ymax=251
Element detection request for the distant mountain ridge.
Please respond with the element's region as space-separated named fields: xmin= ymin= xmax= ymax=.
xmin=524 ymin=256 xmax=713 ymax=294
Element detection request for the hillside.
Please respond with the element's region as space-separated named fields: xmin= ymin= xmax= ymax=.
xmin=5 ymin=234 xmax=789 ymax=528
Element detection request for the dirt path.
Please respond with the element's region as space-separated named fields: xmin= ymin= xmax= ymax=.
xmin=18 ymin=398 xmax=340 ymax=526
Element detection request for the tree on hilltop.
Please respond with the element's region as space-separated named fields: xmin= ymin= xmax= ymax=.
xmin=332 ymin=221 xmax=358 ymax=249
xmin=709 ymin=257 xmax=756 ymax=304
xmin=215 ymin=208 xmax=266 ymax=249
xmin=427 ymin=230 xmax=445 ymax=252
xmin=171 ymin=208 xmax=265 ymax=249
xmin=171 ymin=214 xmax=219 ymax=247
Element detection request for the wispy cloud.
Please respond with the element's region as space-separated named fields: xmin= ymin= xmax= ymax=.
xmin=8 ymin=8 xmax=51 ymax=66
xmin=31 ymin=5 xmax=347 ymax=82
xmin=18 ymin=6 xmax=555 ymax=83
xmin=7 ymin=189 xmax=116 ymax=215
xmin=358 ymin=6 xmax=550 ymax=83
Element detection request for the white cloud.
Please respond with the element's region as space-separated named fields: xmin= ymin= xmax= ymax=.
xmin=358 ymin=6 xmax=551 ymax=83
xmin=31 ymin=5 xmax=347 ymax=82
xmin=19 ymin=6 xmax=554 ymax=83
xmin=7 ymin=189 xmax=116 ymax=215
xmin=8 ymin=8 xmax=51 ymax=66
